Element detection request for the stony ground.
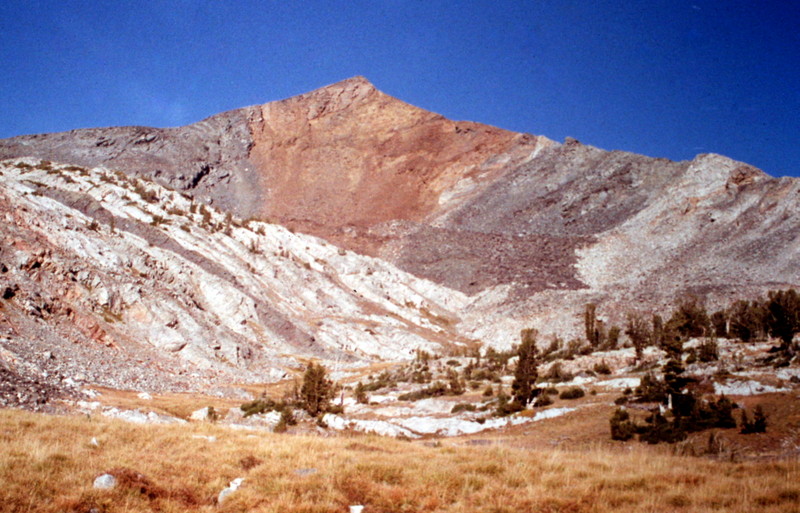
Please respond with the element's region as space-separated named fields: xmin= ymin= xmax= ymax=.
xmin=38 ymin=338 xmax=798 ymax=462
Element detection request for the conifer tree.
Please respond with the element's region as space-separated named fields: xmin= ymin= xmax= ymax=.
xmin=584 ymin=303 xmax=597 ymax=346
xmin=511 ymin=328 xmax=539 ymax=406
xmin=300 ymin=362 xmax=333 ymax=417
xmin=625 ymin=312 xmax=651 ymax=360
xmin=766 ymin=288 xmax=800 ymax=350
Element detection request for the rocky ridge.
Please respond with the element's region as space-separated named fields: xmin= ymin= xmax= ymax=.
xmin=0 ymin=157 xmax=481 ymax=400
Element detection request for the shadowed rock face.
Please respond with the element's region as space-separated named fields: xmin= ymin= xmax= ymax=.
xmin=1 ymin=77 xmax=798 ymax=336
xmin=0 ymin=107 xmax=262 ymax=217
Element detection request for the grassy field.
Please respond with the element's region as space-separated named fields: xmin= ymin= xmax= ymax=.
xmin=1 ymin=408 xmax=799 ymax=513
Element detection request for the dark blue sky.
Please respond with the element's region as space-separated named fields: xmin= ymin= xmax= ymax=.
xmin=1 ymin=1 xmax=798 ymax=176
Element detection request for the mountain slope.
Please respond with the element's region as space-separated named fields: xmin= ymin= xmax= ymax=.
xmin=1 ymin=77 xmax=798 ymax=352
xmin=0 ymin=158 xmax=474 ymax=395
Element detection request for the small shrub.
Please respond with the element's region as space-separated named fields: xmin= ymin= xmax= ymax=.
xmin=543 ymin=362 xmax=573 ymax=383
xmin=327 ymin=403 xmax=345 ymax=415
xmin=274 ymin=407 xmax=296 ymax=433
xmin=610 ymin=407 xmax=636 ymax=441
xmin=207 ymin=406 xmax=219 ymax=422
xmin=698 ymin=339 xmax=719 ymax=362
xmin=451 ymin=403 xmax=477 ymax=414
xmin=472 ymin=369 xmax=498 ymax=382
xmin=354 ymin=382 xmax=368 ymax=404
xmin=398 ymin=381 xmax=448 ymax=401
xmin=535 ymin=394 xmax=553 ymax=407
xmin=639 ymin=412 xmax=687 ymax=444
xmin=559 ymin=387 xmax=585 ymax=400
xmin=240 ymin=397 xmax=279 ymax=417
xmin=133 ymin=182 xmax=158 ymax=203
xmin=593 ymin=360 xmax=612 ymax=375
xmin=239 ymin=456 xmax=263 ymax=471
xmin=740 ymin=405 xmax=767 ymax=434
xmin=495 ymin=395 xmax=524 ymax=417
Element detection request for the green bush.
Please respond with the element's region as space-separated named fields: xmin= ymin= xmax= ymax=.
xmin=398 ymin=381 xmax=448 ymax=401
xmin=451 ymin=403 xmax=477 ymax=414
xmin=740 ymin=405 xmax=768 ymax=434
xmin=274 ymin=406 xmax=296 ymax=433
xmin=698 ymin=339 xmax=719 ymax=362
xmin=543 ymin=362 xmax=573 ymax=383
xmin=240 ymin=397 xmax=279 ymax=417
xmin=354 ymin=382 xmax=368 ymax=404
xmin=610 ymin=408 xmax=636 ymax=441
xmin=559 ymin=387 xmax=585 ymax=400
xmin=593 ymin=360 xmax=612 ymax=375
xmin=639 ymin=412 xmax=686 ymax=444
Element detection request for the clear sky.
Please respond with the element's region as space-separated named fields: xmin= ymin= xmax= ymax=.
xmin=1 ymin=1 xmax=797 ymax=176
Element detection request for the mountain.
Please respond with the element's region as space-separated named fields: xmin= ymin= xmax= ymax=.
xmin=1 ymin=77 xmax=799 ymax=399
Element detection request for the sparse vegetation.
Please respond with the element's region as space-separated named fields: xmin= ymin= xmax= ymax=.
xmin=559 ymin=387 xmax=585 ymax=400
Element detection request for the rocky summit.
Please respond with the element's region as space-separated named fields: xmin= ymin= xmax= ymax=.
xmin=0 ymin=77 xmax=798 ymax=397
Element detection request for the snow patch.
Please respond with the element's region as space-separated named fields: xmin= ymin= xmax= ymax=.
xmin=713 ymin=380 xmax=790 ymax=396
xmin=323 ymin=407 xmax=575 ymax=438
xmin=598 ymin=377 xmax=640 ymax=389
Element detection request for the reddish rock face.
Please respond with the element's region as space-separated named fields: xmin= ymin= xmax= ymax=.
xmin=246 ymin=77 xmax=543 ymax=248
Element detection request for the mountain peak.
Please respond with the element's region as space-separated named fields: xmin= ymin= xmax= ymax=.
xmin=335 ymin=75 xmax=375 ymax=89
xmin=282 ymin=75 xmax=380 ymax=116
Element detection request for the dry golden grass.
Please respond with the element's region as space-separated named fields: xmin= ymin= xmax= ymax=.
xmin=1 ymin=408 xmax=799 ymax=513
xmin=88 ymin=387 xmax=243 ymax=420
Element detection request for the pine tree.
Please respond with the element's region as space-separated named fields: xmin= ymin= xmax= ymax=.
xmin=625 ymin=312 xmax=651 ymax=361
xmin=742 ymin=405 xmax=768 ymax=433
xmin=729 ymin=299 xmax=766 ymax=342
xmin=752 ymin=405 xmax=768 ymax=433
xmin=667 ymin=295 xmax=712 ymax=340
xmin=766 ymin=288 xmax=800 ymax=350
xmin=511 ymin=328 xmax=539 ymax=406
xmin=300 ymin=362 xmax=333 ymax=417
xmin=354 ymin=381 xmax=368 ymax=404
xmin=585 ymin=303 xmax=597 ymax=346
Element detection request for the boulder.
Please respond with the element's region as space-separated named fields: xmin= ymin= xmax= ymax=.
xmin=217 ymin=477 xmax=245 ymax=505
xmin=190 ymin=407 xmax=212 ymax=421
xmin=93 ymin=473 xmax=116 ymax=489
